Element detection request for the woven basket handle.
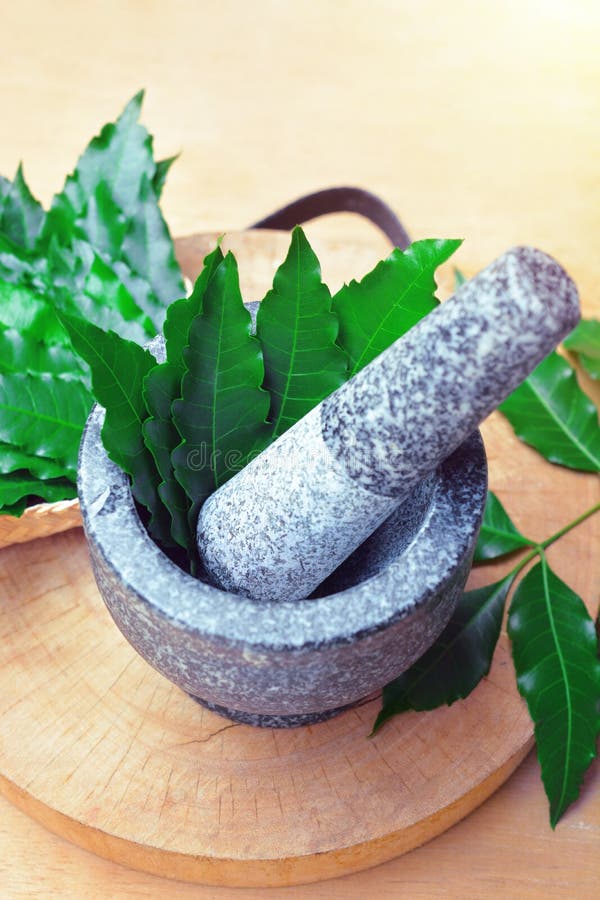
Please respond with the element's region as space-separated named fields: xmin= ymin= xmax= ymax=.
xmin=250 ymin=186 xmax=411 ymax=250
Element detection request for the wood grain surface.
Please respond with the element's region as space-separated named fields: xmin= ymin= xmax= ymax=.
xmin=0 ymin=0 xmax=599 ymax=896
xmin=0 ymin=526 xmax=532 ymax=888
xmin=1 ymin=231 xmax=599 ymax=892
xmin=3 ymin=225 xmax=593 ymax=890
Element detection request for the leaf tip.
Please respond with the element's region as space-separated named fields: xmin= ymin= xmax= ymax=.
xmin=131 ymin=88 xmax=146 ymax=109
xmin=368 ymin=718 xmax=382 ymax=738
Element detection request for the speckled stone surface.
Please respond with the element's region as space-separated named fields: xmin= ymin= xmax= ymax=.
xmin=198 ymin=406 xmax=400 ymax=602
xmin=198 ymin=246 xmax=579 ymax=602
xmin=78 ymin=402 xmax=487 ymax=726
xmin=191 ymin=696 xmax=358 ymax=728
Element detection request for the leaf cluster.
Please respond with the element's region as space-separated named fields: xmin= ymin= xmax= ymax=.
xmin=62 ymin=229 xmax=460 ymax=568
xmin=374 ymin=296 xmax=600 ymax=828
xmin=59 ymin=226 xmax=599 ymax=827
xmin=0 ymin=93 xmax=183 ymax=515
xmin=5 ymin=99 xmax=598 ymax=830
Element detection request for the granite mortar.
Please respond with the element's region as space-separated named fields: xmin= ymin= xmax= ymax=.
xmin=78 ymin=395 xmax=487 ymax=727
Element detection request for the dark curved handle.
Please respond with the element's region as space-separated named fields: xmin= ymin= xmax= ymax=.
xmin=250 ymin=186 xmax=411 ymax=250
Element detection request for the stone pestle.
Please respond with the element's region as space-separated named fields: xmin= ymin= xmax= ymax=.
xmin=197 ymin=246 xmax=580 ymax=603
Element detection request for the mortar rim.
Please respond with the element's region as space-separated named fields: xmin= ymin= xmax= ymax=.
xmin=78 ymin=403 xmax=487 ymax=651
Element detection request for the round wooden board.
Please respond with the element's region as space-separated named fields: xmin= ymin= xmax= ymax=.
xmin=0 ymin=233 xmax=598 ymax=888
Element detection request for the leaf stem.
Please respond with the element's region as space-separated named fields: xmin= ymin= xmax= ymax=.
xmin=539 ymin=501 xmax=600 ymax=551
xmin=508 ymin=501 xmax=600 ymax=579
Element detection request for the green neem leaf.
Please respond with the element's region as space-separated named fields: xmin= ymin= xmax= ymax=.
xmin=0 ymin=279 xmax=67 ymax=345
xmin=0 ymin=372 xmax=92 ymax=469
xmin=121 ymin=174 xmax=184 ymax=312
xmin=171 ymin=252 xmax=270 ymax=513
xmin=47 ymin=236 xmax=162 ymax=339
xmin=0 ymin=327 xmax=86 ymax=380
xmin=0 ymin=472 xmax=76 ymax=508
xmin=256 ymin=226 xmax=347 ymax=439
xmin=112 ymin=261 xmax=165 ymax=330
xmin=157 ymin=478 xmax=191 ymax=553
xmin=142 ymin=246 xmax=225 ymax=550
xmin=38 ymin=93 xmax=181 ymax=329
xmin=142 ymin=363 xmax=191 ymax=551
xmin=0 ymin=165 xmax=45 ymax=250
xmin=332 ymin=238 xmax=462 ymax=377
xmin=163 ymin=244 xmax=224 ymax=364
xmin=499 ymin=351 xmax=600 ymax=472
xmin=1 ymin=241 xmax=152 ymax=352
xmin=0 ymin=232 xmax=40 ymax=286
xmin=0 ymin=175 xmax=11 ymax=208
xmin=58 ymin=312 xmax=170 ymax=544
xmin=74 ymin=90 xmax=153 ymax=215
xmin=43 ymin=91 xmax=154 ymax=239
xmin=77 ymin=255 xmax=155 ymax=343
xmin=75 ymin=181 xmax=128 ymax=261
xmin=0 ymin=443 xmax=69 ymax=480
xmin=474 ymin=491 xmax=534 ymax=562
xmin=508 ymin=556 xmax=600 ymax=827
xmin=39 ymin=177 xmax=80 ymax=247
xmin=44 ymin=179 xmax=170 ymax=334
xmin=45 ymin=234 xmax=92 ymax=293
xmin=372 ymin=574 xmax=513 ymax=734
xmin=0 ymin=497 xmax=27 ymax=517
xmin=563 ymin=318 xmax=600 ymax=381
xmin=152 ymin=155 xmax=178 ymax=198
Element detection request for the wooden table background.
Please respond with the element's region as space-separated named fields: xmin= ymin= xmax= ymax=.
xmin=1 ymin=0 xmax=598 ymax=896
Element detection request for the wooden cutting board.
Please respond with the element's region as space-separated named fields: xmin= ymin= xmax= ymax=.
xmin=0 ymin=233 xmax=597 ymax=888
